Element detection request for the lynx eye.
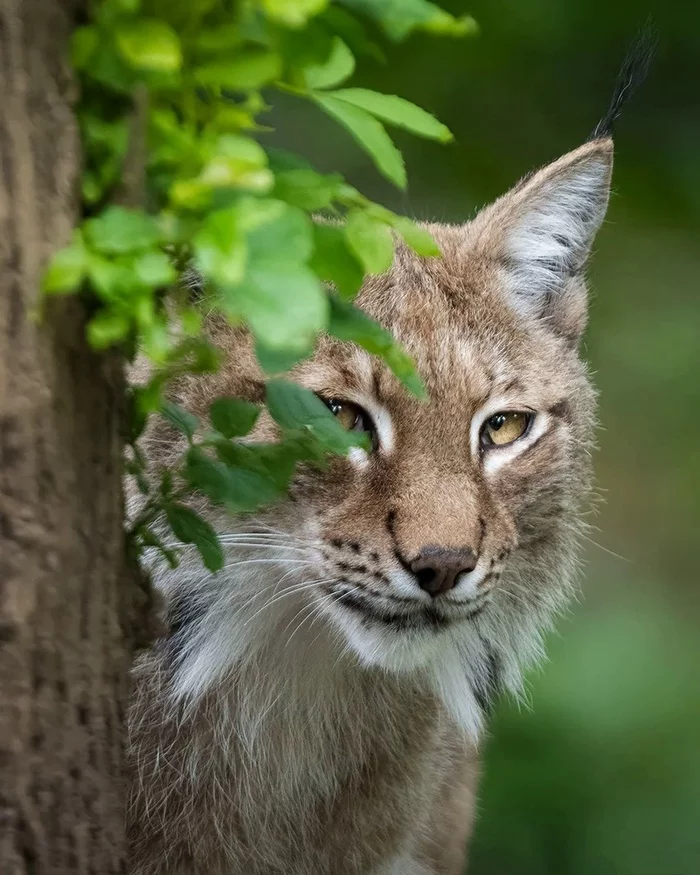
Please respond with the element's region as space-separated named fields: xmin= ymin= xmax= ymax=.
xmin=481 ymin=411 xmax=532 ymax=448
xmin=324 ymin=398 xmax=376 ymax=444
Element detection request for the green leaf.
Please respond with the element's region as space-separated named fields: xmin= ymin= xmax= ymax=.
xmin=161 ymin=401 xmax=199 ymax=440
xmin=183 ymin=447 xmax=229 ymax=502
xmin=328 ymin=296 xmax=426 ymax=397
xmin=310 ymin=223 xmax=364 ymax=298
xmin=193 ymin=208 xmax=248 ymax=286
xmin=84 ymin=207 xmax=160 ymax=255
xmin=86 ymin=310 xmax=131 ymax=348
xmin=184 ymin=446 xmax=281 ymax=511
xmin=216 ymin=204 xmax=327 ymax=349
xmin=140 ymin=315 xmax=173 ymax=364
xmin=135 ymin=520 xmax=181 ymax=565
xmin=224 ymin=265 xmax=327 ymax=352
xmin=305 ymin=37 xmax=355 ymax=89
xmin=320 ymin=7 xmax=384 ymax=61
xmin=42 ymin=234 xmax=88 ymax=294
xmin=266 ymin=379 xmax=367 ymax=453
xmin=255 ymin=337 xmax=310 ymax=374
xmin=245 ymin=201 xmax=313 ymax=264
xmin=165 ymin=504 xmax=223 ymax=572
xmin=115 ymin=20 xmax=182 ymax=72
xmin=233 ymin=196 xmax=287 ymax=233
xmin=167 ymin=337 xmax=222 ymax=374
xmin=71 ymin=26 xmax=99 ymax=70
xmin=193 ymin=24 xmax=244 ymax=54
xmin=330 ymin=89 xmax=453 ymax=142
xmin=215 ymin=203 xmax=328 ymax=349
xmin=80 ymin=38 xmax=137 ymax=93
xmin=313 ymin=93 xmax=405 ymax=188
xmin=195 ymin=50 xmax=282 ymax=90
xmin=263 ymin=0 xmax=328 ymax=28
xmin=237 ymin=441 xmax=299 ymax=489
xmin=133 ymin=378 xmax=164 ymax=415
xmin=86 ymin=256 xmax=142 ymax=301
xmin=278 ymin=20 xmax=334 ymax=80
xmin=266 ymin=148 xmax=315 ymax=173
xmin=344 ymin=210 xmax=394 ymax=275
xmin=133 ymin=250 xmax=178 ymax=287
xmin=389 ymin=216 xmax=440 ymax=257
xmin=273 ymin=169 xmax=342 ymax=211
xmin=338 ymin=0 xmax=477 ymax=42
xmin=209 ymin=397 xmax=260 ymax=438
xmin=126 ymin=387 xmax=148 ymax=442
xmin=178 ymin=135 xmax=274 ymax=200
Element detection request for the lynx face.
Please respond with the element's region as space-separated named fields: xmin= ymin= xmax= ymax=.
xmin=288 ymin=256 xmax=595 ymax=678
xmin=149 ymin=138 xmax=611 ymax=736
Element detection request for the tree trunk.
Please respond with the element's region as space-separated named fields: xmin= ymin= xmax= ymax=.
xmin=0 ymin=1 xmax=150 ymax=871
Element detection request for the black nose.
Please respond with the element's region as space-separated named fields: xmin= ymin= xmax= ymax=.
xmin=410 ymin=545 xmax=478 ymax=597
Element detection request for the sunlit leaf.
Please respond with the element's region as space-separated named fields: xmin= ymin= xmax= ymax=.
xmin=115 ymin=19 xmax=182 ymax=72
xmin=313 ymin=93 xmax=405 ymax=188
xmin=246 ymin=200 xmax=314 ymax=264
xmin=195 ymin=50 xmax=282 ymax=90
xmin=86 ymin=309 xmax=131 ymax=348
xmin=192 ymin=24 xmax=243 ymax=54
xmin=255 ymin=338 xmax=311 ymax=374
xmin=273 ymin=169 xmax=342 ymax=210
xmin=310 ymin=222 xmax=365 ymax=298
xmin=86 ymin=257 xmax=142 ymax=301
xmin=194 ymin=207 xmax=248 ymax=286
xmin=223 ymin=203 xmax=326 ymax=349
xmin=263 ymin=0 xmax=328 ymax=28
xmin=133 ymin=250 xmax=178 ymax=287
xmin=344 ymin=209 xmax=394 ymax=274
xmin=71 ymin=26 xmax=99 ymax=70
xmin=330 ymin=88 xmax=453 ymax=142
xmin=389 ymin=216 xmax=440 ymax=257
xmin=338 ymin=0 xmax=477 ymax=41
xmin=84 ymin=207 xmax=160 ymax=255
xmin=305 ymin=37 xmax=355 ymax=89
xmin=223 ymin=265 xmax=327 ymax=352
xmin=43 ymin=233 xmax=89 ymax=294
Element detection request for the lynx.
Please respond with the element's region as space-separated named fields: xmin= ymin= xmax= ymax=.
xmin=127 ymin=47 xmax=651 ymax=875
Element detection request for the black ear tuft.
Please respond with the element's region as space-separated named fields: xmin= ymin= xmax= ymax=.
xmin=590 ymin=20 xmax=657 ymax=140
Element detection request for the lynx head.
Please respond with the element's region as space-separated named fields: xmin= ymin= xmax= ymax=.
xmin=148 ymin=138 xmax=612 ymax=737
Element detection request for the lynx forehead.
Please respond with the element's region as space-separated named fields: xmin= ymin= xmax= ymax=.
xmin=128 ymin=136 xmax=611 ymax=875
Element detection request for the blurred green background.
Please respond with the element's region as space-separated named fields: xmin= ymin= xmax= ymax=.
xmin=274 ymin=2 xmax=700 ymax=872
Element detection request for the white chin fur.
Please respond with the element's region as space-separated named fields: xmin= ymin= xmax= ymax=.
xmin=326 ymin=605 xmax=490 ymax=740
xmin=331 ymin=607 xmax=445 ymax=673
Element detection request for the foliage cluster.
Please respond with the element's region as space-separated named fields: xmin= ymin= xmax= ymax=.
xmin=45 ymin=0 xmax=474 ymax=570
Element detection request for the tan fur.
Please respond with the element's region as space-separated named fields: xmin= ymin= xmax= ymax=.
xmin=127 ymin=139 xmax=613 ymax=873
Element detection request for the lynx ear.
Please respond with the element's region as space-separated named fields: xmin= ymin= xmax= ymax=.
xmin=473 ymin=138 xmax=613 ymax=341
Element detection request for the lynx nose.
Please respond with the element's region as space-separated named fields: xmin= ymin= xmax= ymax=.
xmin=410 ymin=546 xmax=478 ymax=597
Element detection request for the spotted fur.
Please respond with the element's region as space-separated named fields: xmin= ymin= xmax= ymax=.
xmin=127 ymin=138 xmax=612 ymax=874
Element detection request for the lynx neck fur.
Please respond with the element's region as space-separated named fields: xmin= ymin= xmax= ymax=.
xmin=127 ymin=136 xmax=614 ymax=874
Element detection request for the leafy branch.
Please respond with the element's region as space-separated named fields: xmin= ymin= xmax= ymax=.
xmin=44 ymin=0 xmax=475 ymax=570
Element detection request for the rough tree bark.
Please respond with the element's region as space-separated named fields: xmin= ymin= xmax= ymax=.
xmin=0 ymin=1 xmax=150 ymax=871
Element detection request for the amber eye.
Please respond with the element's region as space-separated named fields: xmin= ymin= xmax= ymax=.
xmin=481 ymin=411 xmax=532 ymax=448
xmin=324 ymin=398 xmax=376 ymax=445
